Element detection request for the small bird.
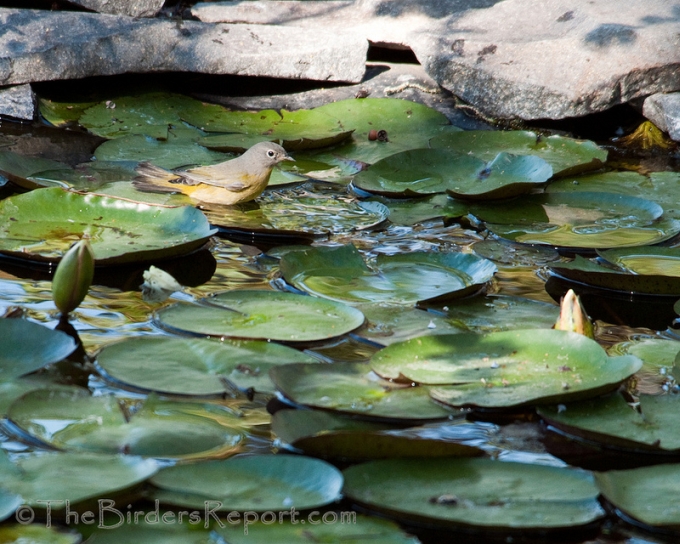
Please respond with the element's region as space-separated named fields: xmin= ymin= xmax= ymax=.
xmin=133 ymin=141 xmax=294 ymax=206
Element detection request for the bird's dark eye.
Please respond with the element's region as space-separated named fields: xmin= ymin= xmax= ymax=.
xmin=267 ymin=150 xmax=276 ymax=158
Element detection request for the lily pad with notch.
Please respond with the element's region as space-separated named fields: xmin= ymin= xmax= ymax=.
xmin=368 ymin=329 xmax=641 ymax=408
xmin=352 ymin=148 xmax=552 ymax=199
xmin=279 ymin=244 xmax=497 ymax=305
xmin=150 ymin=454 xmax=342 ymax=512
xmin=96 ymin=335 xmax=318 ymax=396
xmin=342 ymin=457 xmax=604 ymax=531
xmin=154 ymin=289 xmax=365 ymax=344
xmin=429 ymin=130 xmax=607 ymax=177
xmin=269 ymin=362 xmax=455 ymax=422
xmin=0 ymin=187 xmax=216 ymax=265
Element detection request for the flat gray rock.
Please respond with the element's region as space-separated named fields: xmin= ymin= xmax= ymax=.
xmin=643 ymin=93 xmax=680 ymax=142
xmin=0 ymin=8 xmax=367 ymax=85
xmin=0 ymin=84 xmax=35 ymax=121
xmin=194 ymin=0 xmax=680 ymax=120
xmin=66 ymin=0 xmax=165 ymax=17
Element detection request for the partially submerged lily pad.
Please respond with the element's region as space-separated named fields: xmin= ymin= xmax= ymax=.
xmin=0 ymin=188 xmax=216 ymax=265
xmin=608 ymin=338 xmax=680 ymax=395
xmin=0 ymin=149 xmax=70 ymax=189
xmin=155 ymin=290 xmax=365 ymax=344
xmin=538 ymin=393 xmax=680 ymax=453
xmin=7 ymin=389 xmax=245 ymax=460
xmin=269 ymin=362 xmax=455 ymax=422
xmin=368 ymin=329 xmax=641 ymax=408
xmin=342 ymin=458 xmax=604 ymax=530
xmin=279 ymin=244 xmax=497 ymax=305
xmin=374 ymin=193 xmax=468 ymax=226
xmin=595 ymin=464 xmax=680 ymax=530
xmin=272 ymin=409 xmax=483 ymax=461
xmin=352 ymin=149 xmax=552 ymax=199
xmin=151 ymin=454 xmax=342 ymax=511
xmin=429 ymin=130 xmax=607 ymax=177
xmin=96 ymin=336 xmax=318 ymax=396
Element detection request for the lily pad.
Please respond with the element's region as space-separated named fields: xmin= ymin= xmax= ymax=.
xmin=279 ymin=244 xmax=497 ymax=305
xmin=342 ymin=458 xmax=604 ymax=530
xmin=595 ymin=464 xmax=680 ymax=530
xmin=27 ymin=160 xmax=139 ymax=190
xmin=0 ymin=149 xmax=70 ymax=189
xmin=0 ymin=491 xmax=22 ymax=523
xmin=0 ymin=449 xmax=158 ymax=509
xmin=608 ymin=338 xmax=680 ymax=395
xmin=151 ymin=454 xmax=343 ymax=512
xmin=466 ymin=191 xmax=670 ymax=250
xmin=154 ymin=290 xmax=365 ymax=344
xmin=39 ymin=97 xmax=98 ymax=127
xmin=600 ymin=246 xmax=680 ymax=276
xmin=96 ymin=336 xmax=318 ymax=396
xmin=0 ymin=319 xmax=76 ymax=377
xmin=368 ymin=329 xmax=641 ymax=408
xmin=549 ymin=255 xmax=680 ymax=295
xmin=269 ymin=362 xmax=455 ymax=422
xmin=7 ymin=389 xmax=245 ymax=460
xmin=374 ymin=193 xmax=469 ymax=226
xmin=272 ymin=409 xmax=483 ymax=461
xmin=538 ymin=393 xmax=680 ymax=452
xmin=216 ymin=515 xmax=421 ymax=544
xmin=429 ymin=130 xmax=607 ymax=177
xmin=352 ymin=149 xmax=552 ymax=199
xmin=0 ymin=188 xmax=216 ymax=264
xmin=0 ymin=524 xmax=80 ymax=543
xmin=81 ymin=523 xmax=222 ymax=544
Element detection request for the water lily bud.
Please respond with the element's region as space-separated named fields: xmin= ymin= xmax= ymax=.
xmin=52 ymin=240 xmax=95 ymax=315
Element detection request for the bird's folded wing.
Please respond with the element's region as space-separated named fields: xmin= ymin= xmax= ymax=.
xmin=182 ymin=170 xmax=250 ymax=192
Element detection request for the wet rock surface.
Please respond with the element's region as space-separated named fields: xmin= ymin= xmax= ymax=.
xmin=0 ymin=84 xmax=35 ymax=121
xmin=65 ymin=0 xmax=165 ymax=17
xmin=643 ymin=93 xmax=680 ymax=142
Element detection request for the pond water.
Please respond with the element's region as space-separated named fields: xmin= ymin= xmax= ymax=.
xmin=1 ymin=79 xmax=679 ymax=543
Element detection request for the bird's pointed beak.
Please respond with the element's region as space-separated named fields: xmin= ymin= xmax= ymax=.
xmin=284 ymin=154 xmax=295 ymax=162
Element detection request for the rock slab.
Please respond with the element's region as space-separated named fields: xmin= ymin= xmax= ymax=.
xmin=0 ymin=84 xmax=35 ymax=121
xmin=0 ymin=8 xmax=367 ymax=85
xmin=643 ymin=93 xmax=680 ymax=142
xmin=66 ymin=0 xmax=166 ymax=18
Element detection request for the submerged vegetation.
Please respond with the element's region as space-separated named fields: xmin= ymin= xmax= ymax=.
xmin=0 ymin=89 xmax=680 ymax=542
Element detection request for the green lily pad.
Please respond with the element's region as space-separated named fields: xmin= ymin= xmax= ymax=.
xmin=78 ymin=92 xmax=201 ymax=139
xmin=151 ymin=454 xmax=343 ymax=512
xmin=0 ymin=319 xmax=76 ymax=377
xmin=368 ymin=329 xmax=641 ymax=408
xmin=27 ymin=161 xmax=139 ymax=190
xmin=81 ymin=523 xmax=221 ymax=544
xmin=197 ymin=129 xmax=352 ymax=152
xmin=279 ymin=244 xmax=497 ymax=305
xmin=96 ymin=336 xmax=318 ymax=396
xmin=608 ymin=338 xmax=680 ymax=395
xmin=353 ymin=149 xmax=552 ymax=199
xmin=0 ymin=187 xmax=216 ymax=264
xmin=269 ymin=362 xmax=455 ymax=422
xmin=0 ymin=492 xmax=23 ymax=523
xmin=7 ymin=389 xmax=245 ymax=460
xmin=373 ymin=193 xmax=469 ymax=226
xmin=429 ymin=130 xmax=607 ymax=177
xmin=202 ymin=189 xmax=389 ymax=236
xmin=216 ymin=515 xmax=421 ymax=544
xmin=272 ymin=409 xmax=482 ymax=461
xmin=0 ymin=380 xmax=84 ymax=417
xmin=342 ymin=458 xmax=604 ymax=530
xmin=0 ymin=149 xmax=70 ymax=189
xmin=595 ymin=464 xmax=680 ymax=529
xmin=600 ymin=246 xmax=680 ymax=276
xmin=155 ymin=290 xmax=365 ymax=344
xmin=538 ymin=393 xmax=680 ymax=452
xmin=39 ymin=97 xmax=98 ymax=127
xmin=466 ymin=191 xmax=670 ymax=250
xmin=0 ymin=524 xmax=80 ymax=543
xmin=443 ymin=295 xmax=560 ymax=333
xmin=0 ymin=449 xmax=158 ymax=509
xmin=549 ymin=254 xmax=680 ymax=295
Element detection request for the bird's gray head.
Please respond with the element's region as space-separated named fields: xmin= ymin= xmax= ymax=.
xmin=246 ymin=141 xmax=294 ymax=168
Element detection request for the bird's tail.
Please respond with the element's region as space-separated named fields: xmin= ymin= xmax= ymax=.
xmin=133 ymin=162 xmax=183 ymax=194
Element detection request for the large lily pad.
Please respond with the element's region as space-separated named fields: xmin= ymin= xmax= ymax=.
xmin=465 ymin=191 xmax=671 ymax=250
xmin=342 ymin=458 xmax=604 ymax=530
xmin=96 ymin=336 xmax=318 ymax=396
xmin=272 ymin=409 xmax=483 ymax=461
xmin=151 ymin=454 xmax=342 ymax=512
xmin=595 ymin=464 xmax=680 ymax=530
xmin=269 ymin=362 xmax=455 ymax=422
xmin=155 ymin=290 xmax=365 ymax=344
xmin=279 ymin=244 xmax=497 ymax=305
xmin=0 ymin=149 xmax=70 ymax=189
xmin=374 ymin=193 xmax=469 ymax=226
xmin=0 ymin=319 xmax=76 ymax=377
xmin=429 ymin=130 xmax=607 ymax=177
xmin=0 ymin=188 xmax=216 ymax=264
xmin=0 ymin=449 xmax=157 ymax=509
xmin=7 ymin=389 xmax=245 ymax=460
xmin=549 ymin=254 xmax=680 ymax=295
xmin=352 ymin=149 xmax=552 ymax=199
xmin=368 ymin=330 xmax=641 ymax=408
xmin=538 ymin=393 xmax=680 ymax=452
xmin=216 ymin=515 xmax=421 ymax=544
